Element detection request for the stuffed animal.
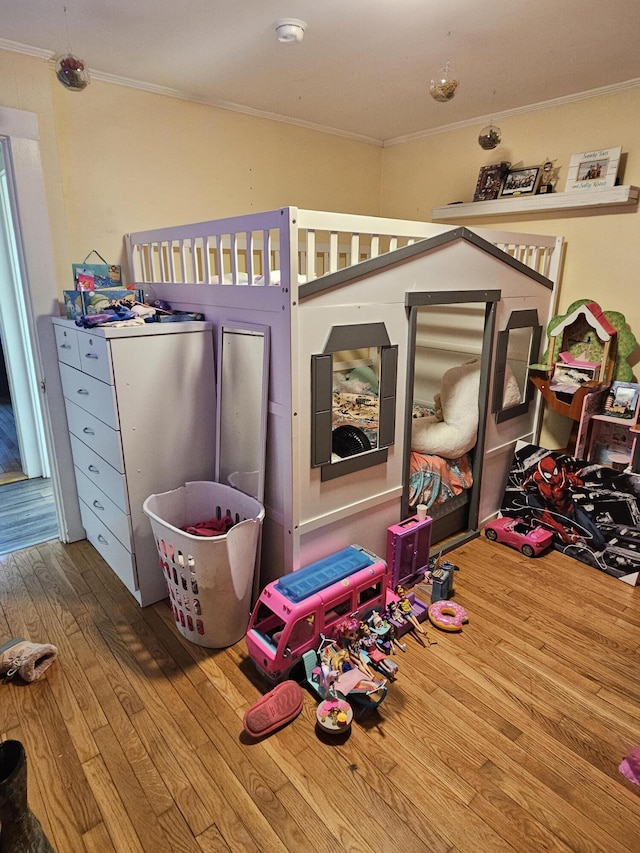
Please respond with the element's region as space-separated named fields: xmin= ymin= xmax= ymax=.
xmin=411 ymin=358 xmax=481 ymax=458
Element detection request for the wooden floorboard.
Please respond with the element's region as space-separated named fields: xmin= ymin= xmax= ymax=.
xmin=0 ymin=396 xmax=25 ymax=484
xmin=0 ymin=535 xmax=639 ymax=852
xmin=0 ymin=477 xmax=59 ymax=554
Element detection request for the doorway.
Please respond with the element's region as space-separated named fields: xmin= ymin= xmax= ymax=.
xmin=403 ymin=294 xmax=497 ymax=547
xmin=0 ymin=107 xmax=84 ymax=552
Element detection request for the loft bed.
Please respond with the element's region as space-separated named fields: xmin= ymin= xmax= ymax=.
xmin=126 ymin=208 xmax=563 ymax=582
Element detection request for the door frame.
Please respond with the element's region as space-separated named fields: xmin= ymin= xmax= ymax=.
xmin=402 ymin=289 xmax=499 ymax=545
xmin=0 ymin=105 xmax=83 ymax=542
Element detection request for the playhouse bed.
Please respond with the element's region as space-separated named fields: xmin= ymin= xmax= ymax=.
xmin=126 ymin=207 xmax=564 ymax=581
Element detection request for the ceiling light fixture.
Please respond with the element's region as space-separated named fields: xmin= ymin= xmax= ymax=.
xmin=273 ymin=18 xmax=307 ymax=44
xmin=55 ymin=6 xmax=90 ymax=91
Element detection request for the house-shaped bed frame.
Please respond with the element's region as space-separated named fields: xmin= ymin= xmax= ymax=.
xmin=126 ymin=208 xmax=563 ymax=588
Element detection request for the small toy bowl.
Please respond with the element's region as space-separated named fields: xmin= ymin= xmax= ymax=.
xmin=316 ymin=699 xmax=353 ymax=733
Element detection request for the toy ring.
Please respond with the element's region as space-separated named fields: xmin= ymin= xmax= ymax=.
xmin=428 ymin=600 xmax=468 ymax=632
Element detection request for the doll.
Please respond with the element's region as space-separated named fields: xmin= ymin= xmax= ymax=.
xmin=394 ymin=585 xmax=427 ymax=634
xmin=358 ymin=622 xmax=398 ymax=680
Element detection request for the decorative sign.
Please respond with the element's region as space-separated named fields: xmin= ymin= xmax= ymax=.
xmin=564 ymin=147 xmax=621 ymax=192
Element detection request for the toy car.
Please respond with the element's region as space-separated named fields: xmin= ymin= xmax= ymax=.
xmin=484 ymin=516 xmax=553 ymax=557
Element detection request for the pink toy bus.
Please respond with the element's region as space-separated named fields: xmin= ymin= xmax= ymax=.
xmin=246 ymin=545 xmax=388 ymax=684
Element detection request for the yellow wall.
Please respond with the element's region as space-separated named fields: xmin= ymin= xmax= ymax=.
xmin=2 ymin=50 xmax=382 ymax=287
xmin=51 ymin=77 xmax=383 ymax=275
xmin=381 ymin=86 xmax=640 ymax=446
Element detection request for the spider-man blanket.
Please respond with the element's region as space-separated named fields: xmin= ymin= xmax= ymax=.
xmin=499 ymin=443 xmax=640 ymax=585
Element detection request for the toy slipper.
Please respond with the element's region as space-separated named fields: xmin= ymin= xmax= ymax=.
xmin=243 ymin=680 xmax=304 ymax=738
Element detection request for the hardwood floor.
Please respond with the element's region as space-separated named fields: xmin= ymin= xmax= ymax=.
xmin=0 ymin=396 xmax=59 ymax=554
xmin=0 ymin=478 xmax=59 ymax=555
xmin=1 ymin=534 xmax=639 ymax=852
xmin=0 ymin=396 xmax=24 ymax=485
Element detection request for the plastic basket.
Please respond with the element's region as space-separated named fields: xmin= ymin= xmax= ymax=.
xmin=143 ymin=481 xmax=265 ymax=648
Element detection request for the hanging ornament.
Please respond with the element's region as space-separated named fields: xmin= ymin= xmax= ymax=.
xmin=55 ymin=54 xmax=90 ymax=91
xmin=429 ymin=60 xmax=459 ymax=102
xmin=478 ymin=123 xmax=502 ymax=150
xmin=55 ymin=7 xmax=90 ymax=91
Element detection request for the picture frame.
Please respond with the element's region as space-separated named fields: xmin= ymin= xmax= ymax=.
xmin=473 ymin=162 xmax=510 ymax=202
xmin=499 ymin=167 xmax=540 ymax=197
xmin=603 ymin=381 xmax=640 ymax=420
xmin=563 ymin=147 xmax=621 ymax=192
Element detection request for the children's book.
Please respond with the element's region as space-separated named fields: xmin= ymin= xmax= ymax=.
xmin=603 ymin=381 xmax=640 ymax=420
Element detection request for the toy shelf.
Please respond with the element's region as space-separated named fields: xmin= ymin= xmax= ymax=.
xmin=431 ymin=185 xmax=640 ymax=221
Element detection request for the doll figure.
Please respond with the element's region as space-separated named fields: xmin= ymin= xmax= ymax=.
xmin=344 ymin=622 xmax=378 ymax=679
xmin=369 ymin=610 xmax=406 ymax=653
xmin=394 ymin=585 xmax=427 ymax=634
xmin=358 ymin=622 xmax=398 ymax=680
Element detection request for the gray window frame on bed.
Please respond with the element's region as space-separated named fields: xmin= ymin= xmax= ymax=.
xmin=311 ymin=322 xmax=398 ymax=482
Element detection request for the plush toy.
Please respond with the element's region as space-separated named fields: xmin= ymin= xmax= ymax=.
xmin=411 ymin=358 xmax=481 ymax=458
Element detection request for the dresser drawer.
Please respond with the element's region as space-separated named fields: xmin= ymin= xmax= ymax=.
xmin=65 ymin=398 xmax=124 ymax=473
xmin=70 ymin=434 xmax=129 ymax=511
xmin=75 ymin=468 xmax=132 ymax=550
xmin=59 ymin=362 xmax=119 ymax=429
xmin=54 ymin=323 xmax=81 ymax=369
xmin=79 ymin=499 xmax=138 ymax=596
xmin=76 ymin=331 xmax=113 ymax=384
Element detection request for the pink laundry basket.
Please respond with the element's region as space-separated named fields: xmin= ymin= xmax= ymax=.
xmin=143 ymin=481 xmax=264 ymax=648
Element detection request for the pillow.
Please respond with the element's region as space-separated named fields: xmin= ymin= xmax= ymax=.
xmin=411 ymin=357 xmax=481 ymax=458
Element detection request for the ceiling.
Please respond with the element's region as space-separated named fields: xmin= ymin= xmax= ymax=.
xmin=2 ymin=0 xmax=640 ymax=144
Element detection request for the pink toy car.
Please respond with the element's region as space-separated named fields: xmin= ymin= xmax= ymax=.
xmin=484 ymin=516 xmax=553 ymax=557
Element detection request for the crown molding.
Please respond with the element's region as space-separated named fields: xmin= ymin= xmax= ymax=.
xmin=1 ymin=37 xmax=639 ymax=148
xmin=384 ymin=78 xmax=640 ymax=146
xmin=0 ymin=38 xmax=53 ymax=60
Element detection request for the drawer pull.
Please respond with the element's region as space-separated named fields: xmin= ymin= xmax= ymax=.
xmin=82 ymin=427 xmax=95 ymax=435
xmin=93 ymin=500 xmax=105 ymax=511
xmin=97 ymin=534 xmax=109 ymax=545
xmin=77 ymin=389 xmax=89 ymax=395
xmin=85 ymin=352 xmax=99 ymax=360
xmin=60 ymin=343 xmax=71 ymax=350
xmin=88 ymin=464 xmax=100 ymax=474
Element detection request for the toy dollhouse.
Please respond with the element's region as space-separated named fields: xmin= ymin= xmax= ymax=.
xmin=529 ymin=300 xmax=618 ymax=422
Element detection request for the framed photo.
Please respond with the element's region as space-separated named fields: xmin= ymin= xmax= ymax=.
xmin=473 ymin=162 xmax=510 ymax=202
xmin=603 ymin=381 xmax=640 ymax=420
xmin=564 ymin=147 xmax=621 ymax=192
xmin=499 ymin=167 xmax=540 ymax=197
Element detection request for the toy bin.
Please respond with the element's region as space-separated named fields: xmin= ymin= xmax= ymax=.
xmin=143 ymin=481 xmax=265 ymax=648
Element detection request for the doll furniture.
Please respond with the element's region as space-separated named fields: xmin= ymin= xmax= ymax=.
xmin=302 ymin=645 xmax=387 ymax=721
xmin=120 ymin=207 xmax=563 ymax=593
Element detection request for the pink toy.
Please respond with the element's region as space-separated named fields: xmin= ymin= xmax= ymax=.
xmin=428 ymin=600 xmax=468 ymax=632
xmin=246 ymin=546 xmax=389 ymax=684
xmin=242 ymin=680 xmax=304 ymax=738
xmin=619 ymin=745 xmax=640 ymax=786
xmin=484 ymin=516 xmax=553 ymax=557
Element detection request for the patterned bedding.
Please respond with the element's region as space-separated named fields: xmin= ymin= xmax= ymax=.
xmin=332 ymin=391 xmax=473 ymax=509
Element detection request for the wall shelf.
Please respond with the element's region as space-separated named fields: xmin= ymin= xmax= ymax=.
xmin=431 ymin=185 xmax=639 ymax=221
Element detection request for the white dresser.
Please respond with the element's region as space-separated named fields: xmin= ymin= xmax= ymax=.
xmin=52 ymin=318 xmax=216 ymax=606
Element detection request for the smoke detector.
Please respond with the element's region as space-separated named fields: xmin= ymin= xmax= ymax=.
xmin=273 ymin=18 xmax=307 ymax=44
